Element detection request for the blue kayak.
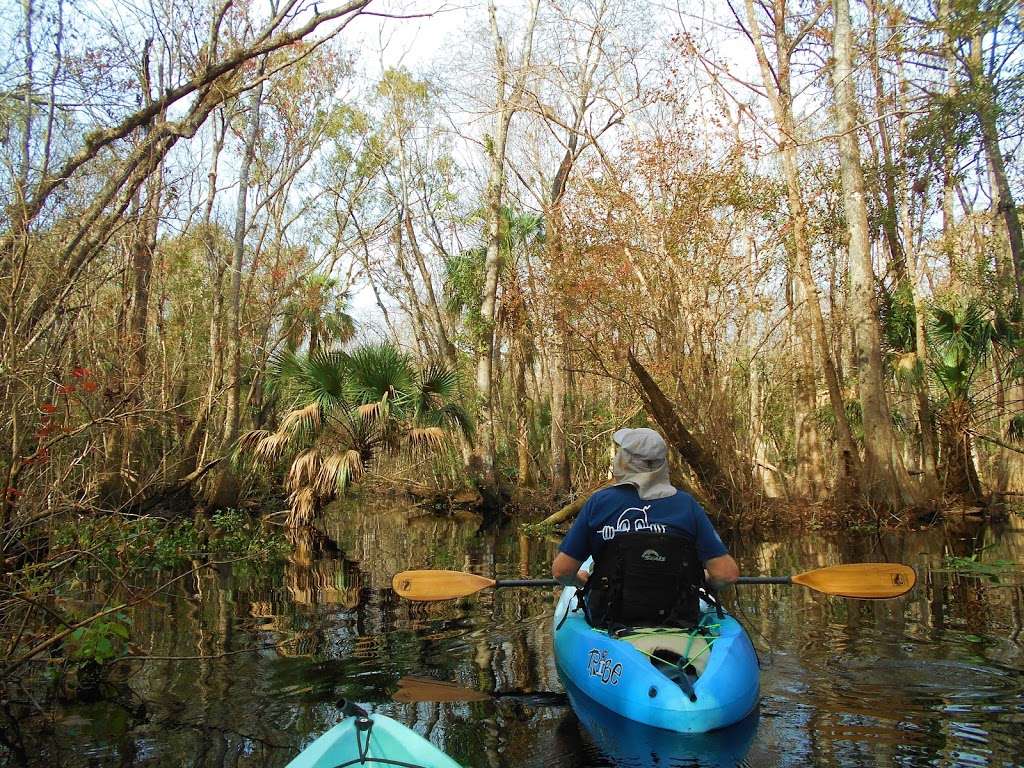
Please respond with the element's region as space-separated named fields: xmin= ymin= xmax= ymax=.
xmin=287 ymin=701 xmax=462 ymax=768
xmin=553 ymin=560 xmax=760 ymax=733
xmin=562 ymin=674 xmax=759 ymax=766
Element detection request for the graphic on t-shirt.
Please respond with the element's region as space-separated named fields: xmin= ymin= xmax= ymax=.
xmin=600 ymin=505 xmax=667 ymax=541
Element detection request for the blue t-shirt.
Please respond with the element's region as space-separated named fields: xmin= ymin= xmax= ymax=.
xmin=558 ymin=486 xmax=728 ymax=563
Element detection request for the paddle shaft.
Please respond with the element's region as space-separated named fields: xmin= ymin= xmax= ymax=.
xmin=495 ymin=578 xmax=559 ymax=588
xmin=504 ymin=577 xmax=793 ymax=587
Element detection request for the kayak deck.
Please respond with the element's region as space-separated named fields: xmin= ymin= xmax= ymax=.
xmin=286 ymin=711 xmax=463 ymax=768
xmin=553 ymin=572 xmax=759 ymax=733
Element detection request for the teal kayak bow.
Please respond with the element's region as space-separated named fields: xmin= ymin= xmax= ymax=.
xmin=287 ymin=700 xmax=462 ymax=768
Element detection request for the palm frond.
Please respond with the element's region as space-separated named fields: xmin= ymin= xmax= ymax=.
xmin=433 ymin=402 xmax=474 ymax=439
xmin=280 ymin=402 xmax=322 ymax=435
xmin=287 ymin=487 xmax=318 ymax=528
xmin=256 ymin=431 xmax=291 ymax=463
xmin=878 ymin=283 xmax=917 ymax=353
xmin=315 ymin=450 xmax=364 ymax=495
xmin=302 ymin=349 xmax=351 ymax=404
xmin=345 ymin=343 xmax=415 ymax=404
xmin=268 ymin=347 xmax=350 ymax=408
xmin=414 ymin=363 xmax=459 ymax=414
xmin=442 ymin=247 xmax=485 ymax=317
xmin=892 ymin=351 xmax=923 ymax=386
xmin=407 ymin=426 xmax=447 ymax=451
xmin=236 ymin=429 xmax=273 ymax=454
xmin=286 ymin=449 xmax=321 ymax=493
xmin=266 ymin=349 xmax=306 ymax=396
xmin=356 ymin=396 xmax=390 ymax=423
xmin=322 ymin=310 xmax=357 ymax=346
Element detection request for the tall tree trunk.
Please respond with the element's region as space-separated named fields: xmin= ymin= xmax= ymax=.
xmin=549 ymin=331 xmax=571 ymax=495
xmin=894 ymin=47 xmax=940 ymax=494
xmin=939 ymin=399 xmax=982 ymax=500
xmin=474 ymin=0 xmax=539 ymax=487
xmin=940 ymin=0 xmax=960 ymax=286
xmin=210 ymin=78 xmax=264 ymax=508
xmin=392 ymin=214 xmax=432 ymax=357
xmin=743 ymin=0 xmax=862 ymax=490
xmin=866 ymin=0 xmax=907 ymax=284
xmin=513 ymin=342 xmax=533 ymax=488
xmin=404 ymin=211 xmax=457 ymax=368
xmin=968 ymin=28 xmax=1024 ymax=303
xmin=18 ymin=0 xmax=33 ymax=193
xmin=176 ymin=113 xmax=227 ymax=480
xmin=791 ymin=276 xmax=828 ymax=497
xmin=833 ymin=0 xmax=918 ymax=510
xmin=750 ymin=358 xmax=784 ymax=497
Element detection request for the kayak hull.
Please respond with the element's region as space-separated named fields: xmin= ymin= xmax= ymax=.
xmin=561 ymin=674 xmax=759 ymax=767
xmin=286 ymin=712 xmax=463 ymax=768
xmin=553 ymin=570 xmax=759 ymax=733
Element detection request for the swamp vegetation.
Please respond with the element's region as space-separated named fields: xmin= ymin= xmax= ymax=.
xmin=1 ymin=0 xmax=1024 ymax=764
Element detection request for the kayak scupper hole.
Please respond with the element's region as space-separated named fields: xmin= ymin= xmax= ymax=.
xmin=648 ymin=686 xmax=658 ymax=698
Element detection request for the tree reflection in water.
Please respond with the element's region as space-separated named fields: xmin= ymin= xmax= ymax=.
xmin=5 ymin=503 xmax=1023 ymax=767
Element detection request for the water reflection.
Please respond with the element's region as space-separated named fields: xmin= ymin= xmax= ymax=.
xmin=561 ymin=675 xmax=759 ymax=767
xmin=6 ymin=502 xmax=1023 ymax=767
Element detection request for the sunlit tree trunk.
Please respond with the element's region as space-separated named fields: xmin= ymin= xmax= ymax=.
xmin=392 ymin=215 xmax=432 ymax=357
xmin=177 ymin=113 xmax=225 ymax=474
xmin=967 ymin=27 xmax=1024 ymax=303
xmin=893 ymin=46 xmax=940 ymax=494
xmin=939 ymin=0 xmax=960 ymax=285
xmin=742 ymin=0 xmax=862 ymax=492
xmin=791 ymin=277 xmax=828 ymax=498
xmin=750 ymin=358 xmax=784 ymax=497
xmin=865 ymin=0 xmax=907 ymax=284
xmin=475 ymin=0 xmax=539 ymax=488
xmin=210 ymin=78 xmax=264 ymax=508
xmin=833 ymin=0 xmax=918 ymax=510
xmin=513 ymin=342 xmax=533 ymax=487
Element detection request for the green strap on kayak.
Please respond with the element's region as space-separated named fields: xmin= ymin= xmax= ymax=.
xmin=602 ymin=614 xmax=721 ymax=671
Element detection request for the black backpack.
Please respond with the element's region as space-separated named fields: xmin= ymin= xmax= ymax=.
xmin=582 ymin=531 xmax=711 ymax=630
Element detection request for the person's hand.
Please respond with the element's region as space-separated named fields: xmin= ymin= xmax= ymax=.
xmin=575 ymin=569 xmax=590 ymax=587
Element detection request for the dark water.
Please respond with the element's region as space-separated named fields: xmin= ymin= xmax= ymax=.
xmin=8 ymin=501 xmax=1024 ymax=767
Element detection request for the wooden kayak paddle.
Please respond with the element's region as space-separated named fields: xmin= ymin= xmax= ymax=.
xmin=391 ymin=562 xmax=916 ymax=601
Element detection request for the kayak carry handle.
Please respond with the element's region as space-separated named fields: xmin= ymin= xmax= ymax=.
xmin=336 ymin=698 xmax=369 ymax=719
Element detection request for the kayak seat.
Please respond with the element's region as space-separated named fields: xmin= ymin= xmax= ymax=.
xmin=619 ymin=630 xmax=712 ymax=677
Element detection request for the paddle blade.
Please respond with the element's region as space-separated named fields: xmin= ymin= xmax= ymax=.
xmin=792 ymin=563 xmax=916 ymax=599
xmin=394 ymin=676 xmax=491 ymax=703
xmin=392 ymin=570 xmax=496 ymax=601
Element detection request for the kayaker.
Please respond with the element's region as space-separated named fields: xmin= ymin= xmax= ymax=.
xmin=551 ymin=427 xmax=739 ymax=629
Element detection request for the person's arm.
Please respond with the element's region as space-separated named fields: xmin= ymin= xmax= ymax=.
xmin=552 ymin=496 xmax=594 ymax=587
xmin=705 ymin=553 xmax=740 ymax=590
xmin=552 ymin=552 xmax=589 ymax=587
xmin=690 ymin=497 xmax=738 ymax=589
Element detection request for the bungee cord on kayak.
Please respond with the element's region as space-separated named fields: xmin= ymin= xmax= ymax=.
xmin=287 ymin=700 xmax=460 ymax=768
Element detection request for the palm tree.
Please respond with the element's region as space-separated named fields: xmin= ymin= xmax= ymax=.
xmin=927 ymin=300 xmax=1013 ymax=500
xmin=282 ymin=273 xmax=356 ymax=353
xmin=237 ymin=343 xmax=471 ymax=526
xmin=442 ymin=207 xmax=544 ymax=484
xmin=442 ymin=206 xmax=544 ymax=341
